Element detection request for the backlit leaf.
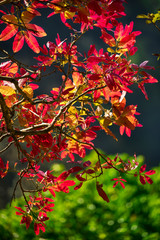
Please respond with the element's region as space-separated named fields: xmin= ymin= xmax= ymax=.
xmin=1 ymin=14 xmax=18 ymax=24
xmin=23 ymin=86 xmax=33 ymax=98
xmin=0 ymin=86 xmax=16 ymax=96
xmin=26 ymin=23 xmax=47 ymax=37
xmin=0 ymin=24 xmax=18 ymax=41
xmin=24 ymin=32 xmax=40 ymax=53
xmin=21 ymin=11 xmax=36 ymax=23
xmin=13 ymin=31 xmax=24 ymax=52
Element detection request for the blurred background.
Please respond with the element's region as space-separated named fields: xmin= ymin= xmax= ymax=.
xmin=0 ymin=152 xmax=160 ymax=240
xmin=0 ymin=0 xmax=160 ymax=214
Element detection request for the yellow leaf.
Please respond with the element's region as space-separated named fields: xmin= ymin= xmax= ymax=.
xmin=64 ymin=10 xmax=75 ymax=19
xmin=136 ymin=14 xmax=149 ymax=19
xmin=68 ymin=106 xmax=79 ymax=115
xmin=107 ymin=47 xmax=115 ymax=53
xmin=0 ymin=86 xmax=16 ymax=96
xmin=23 ymin=86 xmax=33 ymax=98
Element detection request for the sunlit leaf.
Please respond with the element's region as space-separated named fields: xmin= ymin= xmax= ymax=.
xmin=26 ymin=23 xmax=47 ymax=37
xmin=13 ymin=31 xmax=24 ymax=52
xmin=0 ymin=86 xmax=16 ymax=96
xmin=24 ymin=31 xmax=40 ymax=53
xmin=23 ymin=86 xmax=33 ymax=98
xmin=0 ymin=24 xmax=18 ymax=41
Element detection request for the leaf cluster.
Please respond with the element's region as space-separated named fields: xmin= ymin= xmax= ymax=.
xmin=0 ymin=153 xmax=159 ymax=240
xmin=0 ymin=0 xmax=158 ymax=235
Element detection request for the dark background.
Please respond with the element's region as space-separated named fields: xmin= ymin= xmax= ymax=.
xmin=0 ymin=0 xmax=160 ymax=208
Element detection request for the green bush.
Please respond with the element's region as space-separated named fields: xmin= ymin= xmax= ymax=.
xmin=0 ymin=152 xmax=159 ymax=240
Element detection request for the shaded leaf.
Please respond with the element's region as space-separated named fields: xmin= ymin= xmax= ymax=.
xmin=139 ymin=164 xmax=146 ymax=173
xmin=96 ymin=182 xmax=109 ymax=202
xmin=140 ymin=175 xmax=146 ymax=185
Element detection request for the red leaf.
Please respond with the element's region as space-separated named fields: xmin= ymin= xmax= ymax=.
xmin=88 ymin=1 xmax=102 ymax=15
xmin=89 ymin=74 xmax=101 ymax=81
xmin=24 ymin=32 xmax=40 ymax=53
xmin=88 ymin=44 xmax=96 ymax=56
xmin=119 ymin=181 xmax=125 ymax=189
xmin=86 ymin=169 xmax=95 ymax=174
xmin=0 ymin=24 xmax=18 ymax=41
xmin=96 ymin=182 xmax=109 ymax=203
xmin=139 ymin=164 xmax=146 ymax=173
xmin=140 ymin=175 xmax=146 ymax=185
xmin=83 ymin=161 xmax=91 ymax=167
xmin=120 ymin=125 xmax=125 ymax=136
xmin=0 ymin=158 xmax=5 ymax=169
xmin=38 ymin=223 xmax=46 ymax=233
xmin=34 ymin=223 xmax=39 ymax=235
xmin=28 ymin=83 xmax=39 ymax=90
xmin=26 ymin=23 xmax=47 ymax=37
xmin=62 ymin=180 xmax=75 ymax=187
xmin=138 ymin=83 xmax=148 ymax=100
xmin=15 ymin=206 xmax=25 ymax=212
xmin=100 ymin=30 xmax=116 ymax=46
xmin=13 ymin=31 xmax=24 ymax=52
xmin=57 ymin=171 xmax=70 ymax=181
xmin=113 ymin=181 xmax=118 ymax=188
xmin=48 ymin=188 xmax=56 ymax=197
xmin=74 ymin=182 xmax=83 ymax=190
xmin=145 ymin=175 xmax=153 ymax=184
xmin=143 ymin=75 xmax=158 ymax=84
xmin=68 ymin=166 xmax=83 ymax=174
xmin=145 ymin=170 xmax=156 ymax=175
xmin=76 ymin=174 xmax=86 ymax=181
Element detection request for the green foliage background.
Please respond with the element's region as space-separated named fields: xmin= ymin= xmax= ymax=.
xmin=0 ymin=152 xmax=159 ymax=240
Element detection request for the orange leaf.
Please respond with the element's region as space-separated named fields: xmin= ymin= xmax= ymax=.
xmin=1 ymin=14 xmax=18 ymax=25
xmin=25 ymin=23 xmax=47 ymax=37
xmin=21 ymin=11 xmax=36 ymax=23
xmin=8 ymin=63 xmax=18 ymax=74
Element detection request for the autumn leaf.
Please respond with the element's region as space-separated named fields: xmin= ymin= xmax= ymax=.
xmin=0 ymin=86 xmax=16 ymax=96
xmin=24 ymin=31 xmax=40 ymax=53
xmin=13 ymin=31 xmax=24 ymax=52
xmin=0 ymin=24 xmax=18 ymax=41
xmin=96 ymin=182 xmax=110 ymax=203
